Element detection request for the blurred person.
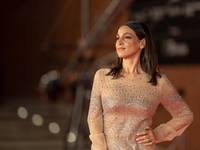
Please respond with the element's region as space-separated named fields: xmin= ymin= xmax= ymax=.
xmin=87 ymin=21 xmax=193 ymax=150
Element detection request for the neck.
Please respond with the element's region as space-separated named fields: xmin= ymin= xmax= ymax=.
xmin=122 ymin=57 xmax=143 ymax=74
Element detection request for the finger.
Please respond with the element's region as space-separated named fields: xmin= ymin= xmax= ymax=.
xmin=146 ymin=126 xmax=151 ymax=130
xmin=138 ymin=136 xmax=156 ymax=145
xmin=144 ymin=127 xmax=155 ymax=137
xmin=136 ymin=135 xmax=151 ymax=142
xmin=137 ymin=138 xmax=151 ymax=144
xmin=144 ymin=141 xmax=155 ymax=146
xmin=136 ymin=131 xmax=149 ymax=136
xmin=137 ymin=127 xmax=153 ymax=136
xmin=144 ymin=138 xmax=156 ymax=146
xmin=143 ymin=136 xmax=156 ymax=146
xmin=146 ymin=127 xmax=156 ymax=140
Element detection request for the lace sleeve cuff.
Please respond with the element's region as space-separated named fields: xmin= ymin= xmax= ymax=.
xmin=154 ymin=123 xmax=177 ymax=143
xmin=89 ymin=133 xmax=107 ymax=150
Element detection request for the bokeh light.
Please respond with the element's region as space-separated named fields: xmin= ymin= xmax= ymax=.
xmin=67 ymin=132 xmax=76 ymax=143
xmin=49 ymin=122 xmax=60 ymax=134
xmin=41 ymin=74 xmax=49 ymax=85
xmin=17 ymin=107 xmax=28 ymax=119
xmin=32 ymin=114 xmax=43 ymax=126
xmin=48 ymin=70 xmax=60 ymax=80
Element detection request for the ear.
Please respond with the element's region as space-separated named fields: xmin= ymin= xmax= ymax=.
xmin=140 ymin=38 xmax=145 ymax=49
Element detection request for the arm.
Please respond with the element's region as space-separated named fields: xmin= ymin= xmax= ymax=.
xmin=87 ymin=70 xmax=107 ymax=150
xmin=153 ymin=75 xmax=194 ymax=143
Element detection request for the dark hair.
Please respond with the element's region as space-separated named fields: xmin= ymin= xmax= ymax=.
xmin=106 ymin=21 xmax=161 ymax=86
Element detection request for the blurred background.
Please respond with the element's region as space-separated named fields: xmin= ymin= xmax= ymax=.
xmin=0 ymin=0 xmax=200 ymax=150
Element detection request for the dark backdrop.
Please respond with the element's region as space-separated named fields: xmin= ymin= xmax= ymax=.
xmin=131 ymin=0 xmax=200 ymax=64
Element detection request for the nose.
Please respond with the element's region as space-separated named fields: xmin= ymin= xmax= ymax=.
xmin=117 ymin=38 xmax=123 ymax=45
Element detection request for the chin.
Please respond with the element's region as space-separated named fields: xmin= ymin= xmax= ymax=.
xmin=117 ymin=53 xmax=125 ymax=58
xmin=117 ymin=54 xmax=129 ymax=59
xmin=117 ymin=55 xmax=124 ymax=58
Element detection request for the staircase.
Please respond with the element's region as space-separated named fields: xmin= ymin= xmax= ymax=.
xmin=0 ymin=98 xmax=90 ymax=150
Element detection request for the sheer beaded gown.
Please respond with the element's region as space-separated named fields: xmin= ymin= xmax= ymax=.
xmin=88 ymin=68 xmax=193 ymax=150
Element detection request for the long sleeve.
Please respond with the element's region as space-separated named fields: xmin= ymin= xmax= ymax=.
xmin=154 ymin=75 xmax=194 ymax=143
xmin=87 ymin=70 xmax=107 ymax=150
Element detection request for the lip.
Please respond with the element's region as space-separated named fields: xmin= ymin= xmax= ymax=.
xmin=117 ymin=47 xmax=125 ymax=51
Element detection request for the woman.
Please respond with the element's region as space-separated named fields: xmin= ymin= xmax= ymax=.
xmin=87 ymin=21 xmax=193 ymax=150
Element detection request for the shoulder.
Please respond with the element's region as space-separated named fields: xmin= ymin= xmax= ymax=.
xmin=156 ymin=74 xmax=176 ymax=91
xmin=155 ymin=73 xmax=169 ymax=86
xmin=95 ymin=68 xmax=111 ymax=76
xmin=94 ymin=68 xmax=112 ymax=84
xmin=158 ymin=74 xmax=171 ymax=83
xmin=142 ymin=72 xmax=167 ymax=86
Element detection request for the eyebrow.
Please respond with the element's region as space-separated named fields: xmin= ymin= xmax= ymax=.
xmin=116 ymin=32 xmax=133 ymax=36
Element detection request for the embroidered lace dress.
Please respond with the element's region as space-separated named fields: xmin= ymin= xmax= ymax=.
xmin=88 ymin=68 xmax=193 ymax=150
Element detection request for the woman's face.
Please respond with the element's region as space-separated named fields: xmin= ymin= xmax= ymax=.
xmin=116 ymin=25 xmax=144 ymax=59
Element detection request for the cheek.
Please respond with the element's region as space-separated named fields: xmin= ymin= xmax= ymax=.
xmin=131 ymin=41 xmax=140 ymax=49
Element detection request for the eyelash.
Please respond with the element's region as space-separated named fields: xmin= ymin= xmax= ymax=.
xmin=116 ymin=36 xmax=131 ymax=40
xmin=125 ymin=36 xmax=131 ymax=39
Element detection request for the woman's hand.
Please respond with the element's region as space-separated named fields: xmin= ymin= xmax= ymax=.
xmin=136 ymin=127 xmax=156 ymax=146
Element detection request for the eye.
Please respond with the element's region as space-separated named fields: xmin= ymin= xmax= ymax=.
xmin=125 ymin=36 xmax=131 ymax=39
xmin=116 ymin=37 xmax=119 ymax=40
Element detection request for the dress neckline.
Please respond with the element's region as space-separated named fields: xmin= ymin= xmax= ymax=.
xmin=120 ymin=71 xmax=145 ymax=80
